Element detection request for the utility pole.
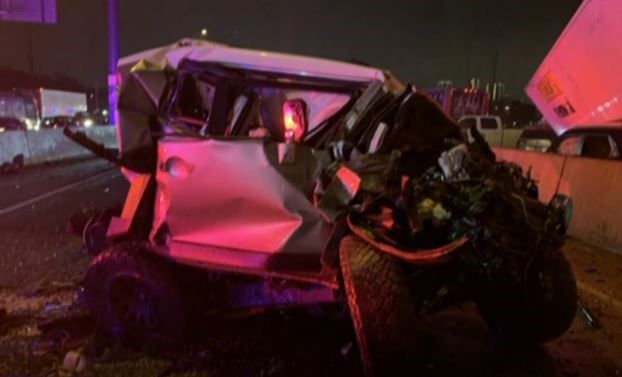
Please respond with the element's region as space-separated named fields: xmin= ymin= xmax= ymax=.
xmin=94 ymin=83 xmax=99 ymax=112
xmin=28 ymin=25 xmax=34 ymax=74
xmin=490 ymin=49 xmax=499 ymax=101
xmin=465 ymin=3 xmax=474 ymax=86
xmin=107 ymin=0 xmax=119 ymax=125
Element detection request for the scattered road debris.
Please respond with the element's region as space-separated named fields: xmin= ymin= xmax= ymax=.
xmin=577 ymin=300 xmax=601 ymax=329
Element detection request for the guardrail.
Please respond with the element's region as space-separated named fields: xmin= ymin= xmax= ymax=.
xmin=494 ymin=147 xmax=622 ymax=254
xmin=0 ymin=126 xmax=117 ymax=166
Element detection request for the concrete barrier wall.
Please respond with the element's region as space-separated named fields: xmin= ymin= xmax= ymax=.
xmin=493 ymin=148 xmax=565 ymax=203
xmin=557 ymin=157 xmax=622 ymax=252
xmin=0 ymin=126 xmax=117 ymax=165
xmin=0 ymin=131 xmax=31 ymax=164
xmin=25 ymin=128 xmax=87 ymax=163
xmin=494 ymin=147 xmax=622 ymax=253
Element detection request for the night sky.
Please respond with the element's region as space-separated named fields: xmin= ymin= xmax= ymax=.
xmin=0 ymin=0 xmax=582 ymax=97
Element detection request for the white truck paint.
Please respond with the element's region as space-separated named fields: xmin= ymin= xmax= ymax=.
xmin=525 ymin=0 xmax=622 ymax=133
xmin=0 ymin=92 xmax=38 ymax=129
xmin=458 ymin=115 xmax=523 ymax=148
xmin=39 ymin=89 xmax=88 ymax=118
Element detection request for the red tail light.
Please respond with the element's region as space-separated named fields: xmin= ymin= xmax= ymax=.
xmin=283 ymin=99 xmax=307 ymax=142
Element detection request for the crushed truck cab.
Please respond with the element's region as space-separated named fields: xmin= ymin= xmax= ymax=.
xmin=68 ymin=39 xmax=578 ymax=377
xmin=110 ymin=39 xmax=389 ymax=283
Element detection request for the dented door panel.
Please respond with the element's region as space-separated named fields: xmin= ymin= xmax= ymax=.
xmin=153 ymin=137 xmax=331 ymax=269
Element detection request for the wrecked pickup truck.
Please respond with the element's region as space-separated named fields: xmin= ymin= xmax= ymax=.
xmin=65 ymin=39 xmax=577 ymax=377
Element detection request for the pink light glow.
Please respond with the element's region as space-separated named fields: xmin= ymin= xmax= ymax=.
xmin=526 ymin=0 xmax=622 ymax=132
xmin=282 ymin=100 xmax=306 ymax=141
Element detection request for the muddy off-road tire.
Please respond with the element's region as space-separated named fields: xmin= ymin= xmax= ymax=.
xmin=477 ymin=249 xmax=577 ymax=345
xmin=340 ymin=236 xmax=418 ymax=377
xmin=84 ymin=244 xmax=187 ymax=348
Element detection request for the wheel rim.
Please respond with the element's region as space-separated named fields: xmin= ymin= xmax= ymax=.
xmin=108 ymin=276 xmax=162 ymax=339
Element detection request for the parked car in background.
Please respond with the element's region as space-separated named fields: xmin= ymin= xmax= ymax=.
xmin=0 ymin=117 xmax=28 ymax=132
xmin=0 ymin=92 xmax=39 ymax=130
xmin=0 ymin=117 xmax=27 ymax=132
xmin=517 ymin=127 xmax=557 ymax=152
xmin=73 ymin=111 xmax=95 ymax=127
xmin=42 ymin=116 xmax=76 ymax=129
xmin=92 ymin=110 xmax=110 ymax=125
xmin=548 ymin=124 xmax=622 ymax=160
xmin=457 ymin=115 xmax=524 ymax=148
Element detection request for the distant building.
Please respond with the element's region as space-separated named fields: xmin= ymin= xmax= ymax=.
xmin=469 ymin=78 xmax=481 ymax=90
xmin=437 ymin=80 xmax=454 ymax=89
xmin=486 ymin=81 xmax=506 ymax=101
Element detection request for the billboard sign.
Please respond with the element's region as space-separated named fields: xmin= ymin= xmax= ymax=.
xmin=0 ymin=0 xmax=57 ymax=24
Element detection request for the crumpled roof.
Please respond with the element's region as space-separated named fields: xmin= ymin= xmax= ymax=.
xmin=118 ymin=38 xmax=385 ymax=83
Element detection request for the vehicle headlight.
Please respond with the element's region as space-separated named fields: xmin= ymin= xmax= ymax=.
xmin=83 ymin=119 xmax=94 ymax=127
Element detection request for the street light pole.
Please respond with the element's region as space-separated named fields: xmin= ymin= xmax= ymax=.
xmin=107 ymin=0 xmax=119 ymax=125
xmin=28 ymin=24 xmax=34 ymax=74
xmin=490 ymin=49 xmax=499 ymax=101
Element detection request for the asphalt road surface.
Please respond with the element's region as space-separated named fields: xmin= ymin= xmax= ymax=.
xmin=0 ymin=158 xmax=621 ymax=377
xmin=0 ymin=158 xmax=125 ymax=289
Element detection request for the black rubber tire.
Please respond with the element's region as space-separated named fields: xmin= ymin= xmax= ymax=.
xmin=477 ymin=249 xmax=577 ymax=345
xmin=84 ymin=243 xmax=187 ymax=348
xmin=340 ymin=235 xmax=418 ymax=377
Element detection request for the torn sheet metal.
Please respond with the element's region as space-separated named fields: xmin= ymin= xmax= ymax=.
xmin=116 ymin=71 xmax=167 ymax=173
xmin=119 ymin=38 xmax=385 ymax=83
xmin=318 ymin=152 xmax=398 ymax=222
xmin=318 ymin=166 xmax=361 ymax=222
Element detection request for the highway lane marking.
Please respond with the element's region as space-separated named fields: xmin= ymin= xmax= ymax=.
xmin=0 ymin=169 xmax=118 ymax=216
xmin=577 ymin=281 xmax=622 ymax=309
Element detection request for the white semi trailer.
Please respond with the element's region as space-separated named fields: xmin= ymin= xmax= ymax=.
xmin=526 ymin=0 xmax=622 ymax=134
xmin=38 ymin=89 xmax=87 ymax=119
